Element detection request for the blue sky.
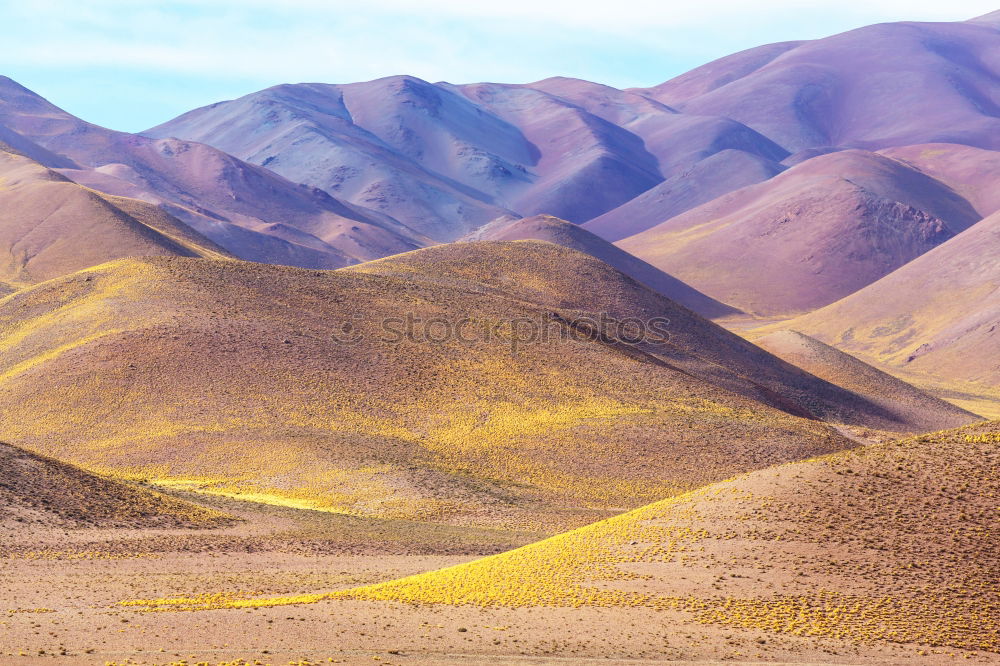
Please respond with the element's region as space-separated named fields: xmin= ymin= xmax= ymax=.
xmin=1 ymin=1 xmax=996 ymax=132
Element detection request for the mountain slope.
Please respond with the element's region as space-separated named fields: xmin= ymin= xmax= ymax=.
xmin=878 ymin=143 xmax=1000 ymax=217
xmin=970 ymin=9 xmax=1000 ymax=25
xmin=0 ymin=123 xmax=75 ymax=168
xmin=0 ymin=149 xmax=230 ymax=288
xmin=6 ymin=241 xmax=975 ymax=533
xmin=329 ymin=420 xmax=1000 ymax=654
xmin=637 ymin=18 xmax=1000 ymax=152
xmin=522 ymin=76 xmax=789 ymax=179
xmin=0 ymin=440 xmax=231 ymax=529
xmin=463 ymin=214 xmax=740 ymax=318
xmin=618 ymin=150 xmax=981 ymax=316
xmin=774 ymin=208 xmax=1000 ymax=387
xmin=636 ymin=41 xmax=804 ymax=105
xmin=0 ymin=248 xmax=863 ymax=531
xmin=753 ymin=330 xmax=979 ymax=432
xmin=451 ymin=80 xmax=662 ymax=224
xmin=346 ymin=242 xmax=974 ymax=433
xmin=0 ymin=76 xmax=426 ymax=269
xmin=584 ymin=149 xmax=786 ymax=241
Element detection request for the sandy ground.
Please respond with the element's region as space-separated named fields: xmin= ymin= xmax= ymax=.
xmin=4 ymin=555 xmax=987 ymax=665
xmin=2 ymin=491 xmax=992 ymax=666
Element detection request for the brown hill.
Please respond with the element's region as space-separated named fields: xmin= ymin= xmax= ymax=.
xmin=0 ymin=150 xmax=230 ymax=288
xmin=753 ymin=330 xmax=979 ymax=432
xmin=463 ymin=214 xmax=740 ymax=317
xmin=344 ymin=242 xmax=974 ymax=434
xmin=618 ymin=150 xmax=980 ymax=316
xmin=0 ymin=123 xmax=75 ymax=168
xmin=773 ymin=208 xmax=1000 ymax=389
xmin=0 ymin=441 xmax=231 ymax=529
xmin=0 ymin=242 xmax=905 ymax=534
xmin=335 ymin=419 xmax=1000 ymax=654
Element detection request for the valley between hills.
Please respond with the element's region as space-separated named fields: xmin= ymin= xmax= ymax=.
xmin=1 ymin=8 xmax=999 ymax=666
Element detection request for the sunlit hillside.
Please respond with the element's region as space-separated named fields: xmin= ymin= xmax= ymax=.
xmin=154 ymin=421 xmax=998 ymax=654
xmin=0 ymin=243 xmax=870 ymax=534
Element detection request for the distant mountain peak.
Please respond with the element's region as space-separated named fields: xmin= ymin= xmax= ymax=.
xmin=968 ymin=9 xmax=1000 ymax=24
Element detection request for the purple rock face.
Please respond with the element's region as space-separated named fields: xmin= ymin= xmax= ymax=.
xmin=786 ymin=206 xmax=1000 ymax=386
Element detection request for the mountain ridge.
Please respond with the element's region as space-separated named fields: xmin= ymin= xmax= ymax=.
xmin=462 ymin=214 xmax=741 ymax=318
xmin=0 ymin=149 xmax=231 ymax=287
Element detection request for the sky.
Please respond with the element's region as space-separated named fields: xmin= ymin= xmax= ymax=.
xmin=1 ymin=1 xmax=996 ymax=132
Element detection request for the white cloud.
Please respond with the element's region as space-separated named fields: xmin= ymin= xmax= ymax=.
xmin=71 ymin=0 xmax=996 ymax=30
xmin=4 ymin=0 xmax=994 ymax=79
xmin=334 ymin=0 xmax=998 ymax=27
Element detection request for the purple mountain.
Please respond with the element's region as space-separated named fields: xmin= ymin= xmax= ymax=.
xmin=143 ymin=12 xmax=1000 ymax=297
xmin=0 ymin=76 xmax=427 ymax=269
xmin=3 ymin=11 xmax=998 ymax=313
xmin=634 ymin=15 xmax=1000 ymax=152
xmin=618 ymin=150 xmax=982 ymax=316
xmin=145 ymin=76 xmax=786 ymax=240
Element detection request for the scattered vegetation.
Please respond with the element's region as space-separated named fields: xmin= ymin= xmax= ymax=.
xmin=0 ymin=441 xmax=232 ymax=529
xmin=0 ymin=248 xmax=851 ymax=532
xmin=121 ymin=421 xmax=999 ymax=653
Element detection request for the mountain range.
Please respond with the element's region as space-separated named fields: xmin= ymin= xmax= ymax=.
xmin=0 ymin=10 xmax=994 ymax=516
xmin=1 ymin=10 xmax=999 ymax=662
xmin=0 ymin=13 xmax=994 ymax=326
xmin=149 ymin=11 xmax=1000 ymax=245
